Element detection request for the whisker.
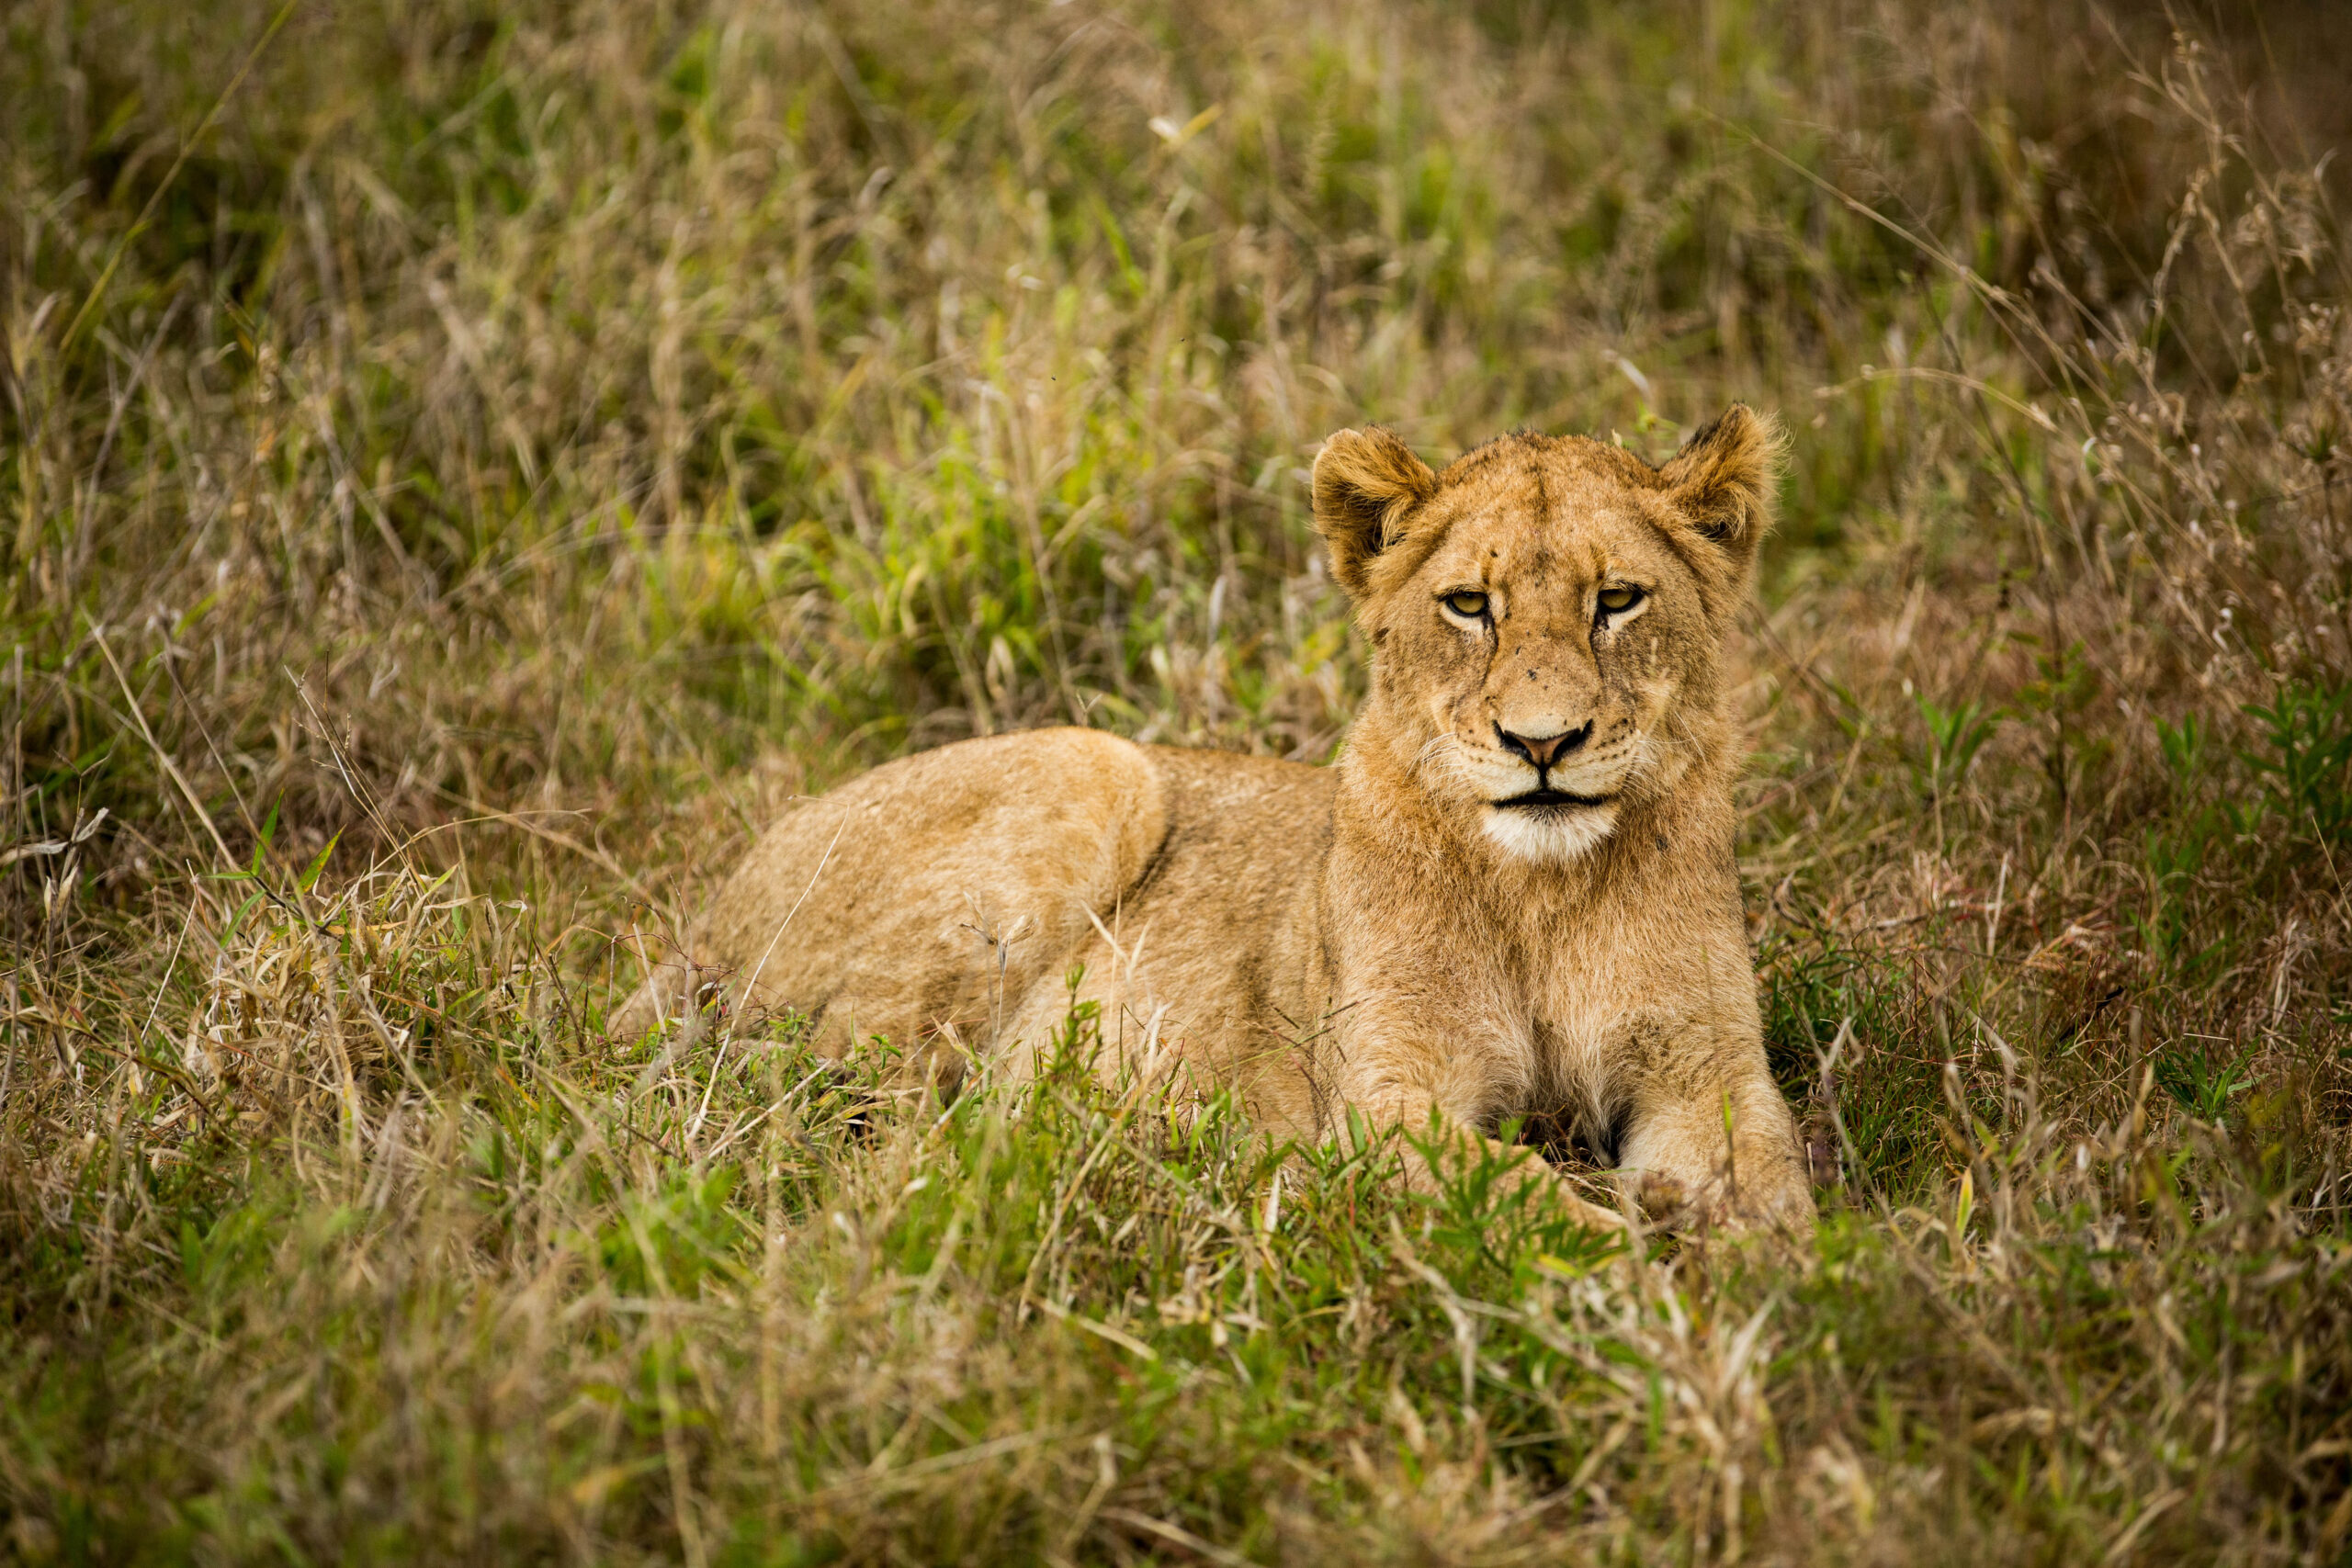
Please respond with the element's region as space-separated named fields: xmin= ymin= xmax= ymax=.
xmin=1411 ymin=731 xmax=1462 ymax=786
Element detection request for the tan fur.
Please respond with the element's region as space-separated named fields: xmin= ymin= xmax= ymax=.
xmin=617 ymin=406 xmax=1813 ymax=1232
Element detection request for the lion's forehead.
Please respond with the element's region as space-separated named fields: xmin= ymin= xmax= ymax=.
xmin=1424 ymin=464 xmax=1672 ymax=595
xmin=1438 ymin=429 xmax=1658 ymax=487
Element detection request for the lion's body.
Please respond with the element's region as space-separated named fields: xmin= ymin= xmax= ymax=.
xmin=621 ymin=409 xmax=1814 ymax=1230
xmin=670 ymin=728 xmax=1335 ymax=1124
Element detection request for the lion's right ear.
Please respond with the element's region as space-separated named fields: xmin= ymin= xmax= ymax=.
xmin=1313 ymin=427 xmax=1439 ymax=599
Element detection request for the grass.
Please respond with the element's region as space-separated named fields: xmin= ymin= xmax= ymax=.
xmin=4 ymin=0 xmax=2352 ymax=1560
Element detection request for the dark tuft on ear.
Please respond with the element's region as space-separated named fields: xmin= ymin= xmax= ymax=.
xmin=1312 ymin=426 xmax=1439 ymax=599
xmin=1660 ymin=403 xmax=1783 ymax=567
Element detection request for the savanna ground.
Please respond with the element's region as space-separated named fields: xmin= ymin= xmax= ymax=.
xmin=5 ymin=0 xmax=2352 ymax=1561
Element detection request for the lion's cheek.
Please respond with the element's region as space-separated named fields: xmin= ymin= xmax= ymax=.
xmin=1636 ymin=674 xmax=1679 ymax=730
xmin=1389 ymin=634 xmax=1481 ymax=728
xmin=1432 ymin=683 xmax=1484 ymax=747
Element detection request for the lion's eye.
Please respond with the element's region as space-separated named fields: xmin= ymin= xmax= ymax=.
xmin=1596 ymin=584 xmax=1643 ymax=617
xmin=1442 ymin=591 xmax=1489 ymax=619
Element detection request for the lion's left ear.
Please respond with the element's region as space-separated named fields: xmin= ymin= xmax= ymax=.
xmin=1660 ymin=404 xmax=1782 ymax=571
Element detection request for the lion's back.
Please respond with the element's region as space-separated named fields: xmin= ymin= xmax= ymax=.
xmin=617 ymin=729 xmax=1341 ymax=1050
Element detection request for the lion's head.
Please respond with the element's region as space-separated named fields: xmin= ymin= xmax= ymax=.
xmin=1311 ymin=407 xmax=1781 ymax=863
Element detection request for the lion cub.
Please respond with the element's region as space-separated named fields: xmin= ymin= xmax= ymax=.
xmin=620 ymin=407 xmax=1813 ymax=1231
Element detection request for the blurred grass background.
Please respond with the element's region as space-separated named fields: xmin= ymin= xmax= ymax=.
xmin=5 ymin=0 xmax=2352 ymax=1561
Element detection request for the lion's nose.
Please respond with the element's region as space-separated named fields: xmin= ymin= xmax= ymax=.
xmin=1497 ymin=722 xmax=1590 ymax=769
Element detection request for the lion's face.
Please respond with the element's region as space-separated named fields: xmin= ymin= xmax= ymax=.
xmin=1312 ymin=411 xmax=1779 ymax=863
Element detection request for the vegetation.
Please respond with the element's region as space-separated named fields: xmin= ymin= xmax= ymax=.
xmin=5 ymin=0 xmax=2350 ymax=1559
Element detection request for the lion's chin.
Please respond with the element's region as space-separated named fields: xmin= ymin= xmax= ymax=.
xmin=1479 ymin=799 xmax=1619 ymax=863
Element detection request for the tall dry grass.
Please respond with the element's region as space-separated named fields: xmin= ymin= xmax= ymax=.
xmin=4 ymin=0 xmax=2351 ymax=1561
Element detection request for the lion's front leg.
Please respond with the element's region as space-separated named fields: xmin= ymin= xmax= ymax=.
xmin=1325 ymin=1041 xmax=1628 ymax=1238
xmin=1615 ymin=1059 xmax=1813 ymax=1232
xmin=1438 ymin=1124 xmax=1632 ymax=1238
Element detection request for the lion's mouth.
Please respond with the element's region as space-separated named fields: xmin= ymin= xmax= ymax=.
xmin=1493 ymin=788 xmax=1613 ymax=810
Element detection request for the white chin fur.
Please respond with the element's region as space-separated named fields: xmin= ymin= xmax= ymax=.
xmin=1480 ymin=801 xmax=1619 ymax=863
